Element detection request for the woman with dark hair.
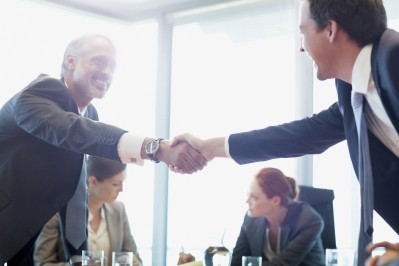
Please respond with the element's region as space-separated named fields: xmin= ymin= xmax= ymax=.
xmin=230 ymin=167 xmax=324 ymax=266
xmin=34 ymin=156 xmax=143 ymax=266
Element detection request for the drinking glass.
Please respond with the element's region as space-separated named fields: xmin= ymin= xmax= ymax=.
xmin=242 ymin=256 xmax=262 ymax=266
xmin=82 ymin=250 xmax=104 ymax=266
xmin=325 ymin=248 xmax=355 ymax=266
xmin=112 ymin=251 xmax=134 ymax=266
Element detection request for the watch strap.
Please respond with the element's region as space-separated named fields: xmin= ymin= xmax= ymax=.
xmin=147 ymin=138 xmax=163 ymax=163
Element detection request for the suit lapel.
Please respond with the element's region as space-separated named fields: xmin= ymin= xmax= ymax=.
xmin=370 ymin=29 xmax=399 ymax=134
xmin=336 ymin=79 xmax=360 ymax=177
xmin=104 ymin=203 xmax=119 ymax=252
xmin=248 ymin=218 xmax=266 ymax=256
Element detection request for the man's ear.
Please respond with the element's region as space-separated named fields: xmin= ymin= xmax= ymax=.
xmin=326 ymin=20 xmax=338 ymax=43
xmin=87 ymin=175 xmax=96 ymax=187
xmin=65 ymin=55 xmax=76 ymax=70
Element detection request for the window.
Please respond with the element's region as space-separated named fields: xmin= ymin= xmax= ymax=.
xmin=168 ymin=1 xmax=297 ymax=264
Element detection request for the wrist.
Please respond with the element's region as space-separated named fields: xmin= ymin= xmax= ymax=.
xmin=144 ymin=138 xmax=164 ymax=163
xmin=203 ymin=138 xmax=225 ymax=160
xmin=156 ymin=139 xmax=170 ymax=164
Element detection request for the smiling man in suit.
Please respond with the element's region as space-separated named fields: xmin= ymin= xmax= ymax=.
xmin=0 ymin=34 xmax=206 ymax=265
xmin=170 ymin=0 xmax=399 ymax=265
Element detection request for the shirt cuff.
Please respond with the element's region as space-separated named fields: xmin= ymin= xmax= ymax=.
xmin=117 ymin=132 xmax=146 ymax=165
xmin=225 ymin=135 xmax=231 ymax=158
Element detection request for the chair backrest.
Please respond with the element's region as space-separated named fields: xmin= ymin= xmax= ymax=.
xmin=298 ymin=185 xmax=337 ymax=250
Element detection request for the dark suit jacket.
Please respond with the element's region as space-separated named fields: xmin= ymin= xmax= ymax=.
xmin=231 ymin=202 xmax=324 ymax=266
xmin=0 ymin=74 xmax=127 ymax=263
xmin=229 ymin=29 xmax=399 ymax=235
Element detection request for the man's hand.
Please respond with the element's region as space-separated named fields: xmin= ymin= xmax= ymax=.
xmin=366 ymin=241 xmax=399 ymax=266
xmin=168 ymin=133 xmax=228 ymax=173
xmin=157 ymin=139 xmax=207 ymax=174
xmin=170 ymin=133 xmax=227 ymax=161
xmin=170 ymin=133 xmax=208 ymax=158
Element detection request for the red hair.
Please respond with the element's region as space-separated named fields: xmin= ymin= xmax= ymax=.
xmin=255 ymin=167 xmax=299 ymax=206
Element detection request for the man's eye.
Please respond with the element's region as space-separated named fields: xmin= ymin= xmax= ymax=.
xmin=92 ymin=58 xmax=104 ymax=65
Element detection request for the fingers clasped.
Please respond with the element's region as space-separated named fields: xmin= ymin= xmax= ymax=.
xmin=158 ymin=140 xmax=207 ymax=174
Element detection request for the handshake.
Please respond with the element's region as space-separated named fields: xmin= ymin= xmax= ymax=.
xmin=154 ymin=133 xmax=226 ymax=174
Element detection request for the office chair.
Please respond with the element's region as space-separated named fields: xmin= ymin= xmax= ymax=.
xmin=298 ymin=185 xmax=337 ymax=250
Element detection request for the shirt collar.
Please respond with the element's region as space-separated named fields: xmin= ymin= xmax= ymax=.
xmin=88 ymin=206 xmax=106 ymax=222
xmin=63 ymin=79 xmax=87 ymax=115
xmin=352 ymin=44 xmax=373 ymax=94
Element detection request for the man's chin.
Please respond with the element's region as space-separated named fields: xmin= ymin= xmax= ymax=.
xmin=92 ymin=90 xmax=107 ymax=99
xmin=247 ymin=210 xmax=254 ymax=217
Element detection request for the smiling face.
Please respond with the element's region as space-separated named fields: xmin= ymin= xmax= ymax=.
xmin=65 ymin=36 xmax=117 ymax=104
xmin=298 ymin=0 xmax=334 ymax=81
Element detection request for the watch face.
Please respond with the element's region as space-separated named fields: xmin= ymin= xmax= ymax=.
xmin=146 ymin=140 xmax=159 ymax=154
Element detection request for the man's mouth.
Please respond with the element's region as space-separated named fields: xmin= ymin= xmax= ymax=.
xmin=93 ymin=78 xmax=108 ymax=90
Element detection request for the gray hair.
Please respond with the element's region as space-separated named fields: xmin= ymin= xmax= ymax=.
xmin=60 ymin=34 xmax=114 ymax=77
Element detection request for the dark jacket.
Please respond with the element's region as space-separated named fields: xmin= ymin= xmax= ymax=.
xmin=0 ymin=74 xmax=127 ymax=263
xmin=231 ymin=202 xmax=324 ymax=266
xmin=228 ymin=29 xmax=399 ymax=236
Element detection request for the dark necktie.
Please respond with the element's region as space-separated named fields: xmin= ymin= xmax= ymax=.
xmin=65 ymin=156 xmax=87 ymax=249
xmin=352 ymin=91 xmax=374 ymax=266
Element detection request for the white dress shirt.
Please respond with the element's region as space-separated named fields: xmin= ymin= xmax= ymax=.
xmin=88 ymin=207 xmax=110 ymax=266
xmin=352 ymin=44 xmax=399 ymax=158
xmin=117 ymin=133 xmax=146 ymax=165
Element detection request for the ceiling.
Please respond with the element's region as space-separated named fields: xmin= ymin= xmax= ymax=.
xmin=35 ymin=0 xmax=240 ymax=23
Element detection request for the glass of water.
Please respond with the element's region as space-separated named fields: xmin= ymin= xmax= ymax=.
xmin=325 ymin=248 xmax=355 ymax=266
xmin=112 ymin=251 xmax=134 ymax=266
xmin=242 ymin=256 xmax=262 ymax=266
xmin=82 ymin=250 xmax=104 ymax=266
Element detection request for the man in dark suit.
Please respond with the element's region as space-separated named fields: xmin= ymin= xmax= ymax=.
xmin=0 ymin=34 xmax=206 ymax=265
xmin=170 ymin=0 xmax=399 ymax=265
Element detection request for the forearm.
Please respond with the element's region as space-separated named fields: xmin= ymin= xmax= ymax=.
xmin=202 ymin=137 xmax=228 ymax=160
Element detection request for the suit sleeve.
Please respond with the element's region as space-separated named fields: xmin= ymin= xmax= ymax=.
xmin=33 ymin=213 xmax=68 ymax=266
xmin=14 ymin=76 xmax=126 ymax=161
xmin=229 ymin=102 xmax=345 ymax=164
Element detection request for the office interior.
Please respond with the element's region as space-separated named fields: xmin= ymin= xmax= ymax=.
xmin=1 ymin=0 xmax=399 ymax=265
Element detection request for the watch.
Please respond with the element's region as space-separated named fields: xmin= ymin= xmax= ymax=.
xmin=145 ymin=138 xmax=163 ymax=163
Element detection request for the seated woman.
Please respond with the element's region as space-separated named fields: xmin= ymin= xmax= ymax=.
xmin=230 ymin=167 xmax=324 ymax=266
xmin=33 ymin=155 xmax=143 ymax=266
